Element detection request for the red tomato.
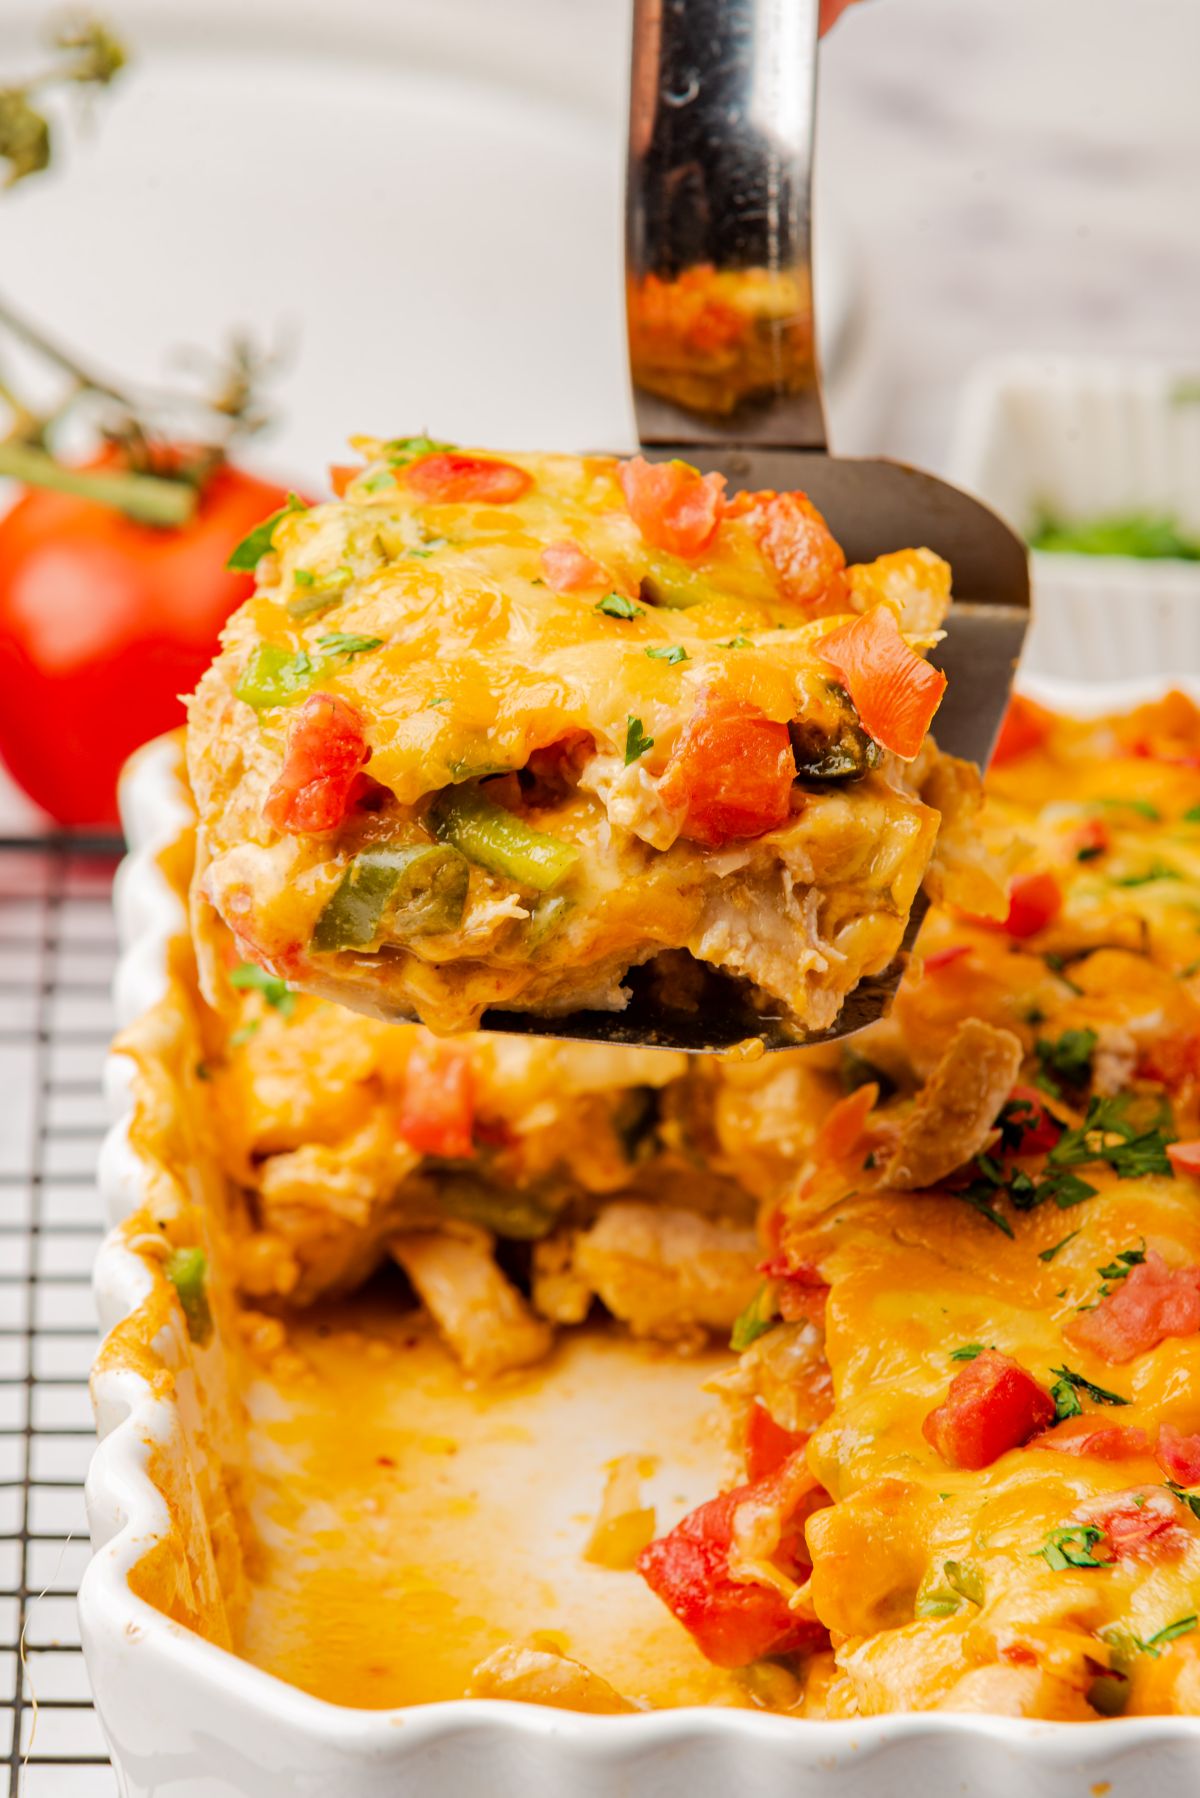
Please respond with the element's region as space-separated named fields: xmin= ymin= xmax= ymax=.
xmin=401 ymin=453 xmax=531 ymax=504
xmin=618 ymin=455 xmax=726 ymax=558
xmin=0 ymin=460 xmax=296 ymax=826
xmin=1168 ymin=1140 xmax=1200 ymax=1179
xmin=539 ymin=539 xmax=608 ymax=594
xmin=1156 ymin=1423 xmax=1200 ymax=1487
xmin=658 ymin=691 xmax=795 ymax=846
xmin=923 ymin=943 xmax=973 ymax=974
xmin=1066 ymin=1251 xmax=1200 ymax=1365
xmin=991 ymin=694 xmax=1052 ymax=768
xmin=1089 ymin=1491 xmax=1185 ymax=1562
xmin=728 ymin=489 xmax=846 ymax=610
xmin=396 ymin=1041 xmax=475 ymax=1159
xmin=815 ymin=605 xmax=947 ymax=761
xmin=636 ymin=1450 xmax=828 ymax=1668
xmin=262 ymin=693 xmax=370 ymax=835
xmin=758 ymin=1254 xmax=830 ymax=1324
xmin=1004 ymin=1083 xmax=1063 ymax=1156
xmin=1027 ymin=1416 xmax=1148 ymax=1460
xmin=922 ymin=1350 xmax=1055 ymax=1471
xmin=1002 ymin=870 xmax=1063 ymax=938
xmin=744 ymin=1401 xmax=809 ymax=1483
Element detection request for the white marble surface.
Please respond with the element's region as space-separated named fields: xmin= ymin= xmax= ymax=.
xmin=0 ymin=0 xmax=1197 ymax=831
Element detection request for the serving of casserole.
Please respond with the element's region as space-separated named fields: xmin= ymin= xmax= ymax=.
xmin=83 ymin=667 xmax=1200 ymax=1793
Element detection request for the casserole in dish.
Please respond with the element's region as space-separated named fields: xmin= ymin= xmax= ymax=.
xmin=84 ymin=681 xmax=1200 ymax=1791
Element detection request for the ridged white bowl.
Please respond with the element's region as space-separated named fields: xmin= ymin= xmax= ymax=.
xmin=950 ymin=354 xmax=1200 ymax=682
xmin=83 ymin=689 xmax=1200 ymax=1795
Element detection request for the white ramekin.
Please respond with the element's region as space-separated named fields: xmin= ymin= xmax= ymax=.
xmin=84 ymin=702 xmax=1200 ymax=1796
xmin=949 ymin=354 xmax=1200 ymax=682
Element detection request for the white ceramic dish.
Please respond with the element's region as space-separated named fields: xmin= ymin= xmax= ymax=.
xmin=949 ymin=354 xmax=1200 ymax=681
xmin=85 ymin=669 xmax=1200 ymax=1796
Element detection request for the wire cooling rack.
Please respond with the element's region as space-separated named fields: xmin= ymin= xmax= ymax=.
xmin=0 ymin=836 xmax=121 ymax=1796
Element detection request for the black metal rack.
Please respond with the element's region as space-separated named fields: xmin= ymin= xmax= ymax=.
xmin=0 ymin=838 xmax=121 ymax=1795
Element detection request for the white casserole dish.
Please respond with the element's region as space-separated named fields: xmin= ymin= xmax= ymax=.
xmin=84 ymin=666 xmax=1200 ymax=1795
xmin=949 ymin=355 xmax=1200 ymax=682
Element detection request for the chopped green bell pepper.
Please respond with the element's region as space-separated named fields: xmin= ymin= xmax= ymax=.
xmin=164 ymin=1246 xmax=213 ymax=1346
xmin=311 ymin=843 xmax=470 ymax=952
xmin=432 ymin=789 xmax=578 ymax=891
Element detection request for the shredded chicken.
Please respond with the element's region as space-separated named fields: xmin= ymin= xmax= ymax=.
xmin=569 ymin=1201 xmax=759 ymax=1344
xmin=881 ymin=1018 xmax=1022 ymax=1191
xmin=390 ymin=1231 xmax=552 ymax=1378
xmin=467 ymin=1644 xmax=633 ymax=1713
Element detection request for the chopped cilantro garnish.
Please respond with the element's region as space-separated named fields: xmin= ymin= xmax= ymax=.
xmin=226 ymin=492 xmax=307 ymax=571
xmin=645 ymin=645 xmax=689 ymax=664
xmin=597 ymin=593 xmax=644 ymax=620
xmin=949 ymin=1343 xmax=989 ymax=1361
xmin=1098 ymin=796 xmax=1161 ymax=821
xmin=1048 ymin=1094 xmax=1175 ymax=1181
xmin=720 ymin=635 xmax=752 ymax=648
xmin=384 ymin=435 xmax=455 ymax=465
xmin=1143 ymin=1614 xmax=1198 ymax=1654
xmin=1096 ymin=1244 xmax=1146 ymax=1291
xmin=624 ymin=715 xmax=654 ymax=765
xmin=958 ymin=1184 xmax=1015 ymax=1237
xmin=316 ymin=632 xmax=383 ymax=659
xmin=1034 ymin=1523 xmax=1110 ymax=1570
xmin=1184 ymin=804 xmax=1200 ymax=825
xmin=730 ymin=1284 xmax=777 ymax=1352
xmin=1038 ymin=1229 xmax=1080 ymax=1263
xmin=362 ymin=468 xmax=397 ymax=493
xmin=230 ymin=962 xmax=296 ymax=1019
xmin=1166 ymin=1481 xmax=1200 ymax=1522
xmin=1050 ymin=1364 xmax=1130 ymax=1414
xmin=1034 ymin=1027 xmax=1097 ymax=1097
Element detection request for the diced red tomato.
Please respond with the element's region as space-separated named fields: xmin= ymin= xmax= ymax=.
xmin=1138 ymin=1035 xmax=1200 ymax=1091
xmin=1066 ymin=1250 xmax=1200 ymax=1365
xmin=727 ymin=489 xmax=846 ymax=610
xmin=1071 ymin=818 xmax=1111 ymax=861
xmin=637 ymin=1450 xmax=829 ymax=1668
xmin=1156 ymin=1423 xmax=1200 ymax=1487
xmin=923 ymin=943 xmax=973 ymax=974
xmin=1168 ymin=1140 xmax=1200 ymax=1179
xmin=539 ymin=539 xmax=609 ymax=594
xmin=658 ymin=691 xmax=795 ymax=846
xmin=815 ymin=605 xmax=946 ymax=761
xmin=1001 ymin=870 xmax=1063 ymax=939
xmin=991 ymin=695 xmax=1053 ymax=768
xmin=396 ymin=1040 xmax=475 ymax=1159
xmin=922 ymin=1350 xmax=1055 ymax=1471
xmin=262 ymin=693 xmax=370 ymax=835
xmin=618 ymin=456 xmax=726 ymax=558
xmin=744 ymin=1401 xmax=809 ymax=1483
xmin=1026 ymin=1416 xmax=1148 ymax=1460
xmin=1130 ymin=738 xmax=1200 ymax=771
xmin=1004 ymin=1083 xmax=1063 ymax=1156
xmin=402 ymin=453 xmax=532 ymax=505
xmin=329 ymin=464 xmax=358 ymax=497
xmin=1087 ymin=1490 xmax=1186 ymax=1562
xmin=758 ymin=1255 xmax=830 ymax=1324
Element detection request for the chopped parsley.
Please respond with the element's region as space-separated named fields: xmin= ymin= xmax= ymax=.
xmin=730 ymin=1284 xmax=777 ymax=1352
xmin=316 ymin=632 xmax=383 ymax=659
xmin=1166 ymin=1481 xmax=1200 ymax=1522
xmin=1050 ymin=1364 xmax=1130 ymax=1419
xmin=596 ymin=592 xmax=644 ymax=620
xmin=1038 ymin=1229 xmax=1080 ymax=1263
xmin=624 ymin=715 xmax=654 ymax=765
xmin=957 ymin=1183 xmax=1015 ymax=1237
xmin=1111 ymin=860 xmax=1183 ymax=887
xmin=361 ymin=468 xmax=397 ymax=493
xmin=384 ymin=435 xmax=455 ymax=465
xmin=720 ymin=635 xmax=752 ymax=649
xmin=230 ymin=962 xmax=296 ymax=1019
xmin=1094 ymin=1242 xmax=1146 ymax=1297
xmin=1034 ymin=1027 xmax=1097 ymax=1098
xmin=949 ymin=1343 xmax=989 ymax=1361
xmin=1142 ymin=1614 xmax=1198 ymax=1654
xmin=1185 ymin=804 xmax=1200 ymax=824
xmin=1033 ymin=1523 xmax=1110 ymax=1570
xmin=225 ymin=492 xmax=307 ymax=571
xmin=1098 ymin=796 xmax=1161 ymax=822
xmin=645 ymin=645 xmax=689 ymax=664
xmin=1047 ymin=1093 xmax=1175 ymax=1181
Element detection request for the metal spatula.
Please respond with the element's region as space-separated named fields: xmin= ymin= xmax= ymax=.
xmin=486 ymin=0 xmax=1030 ymax=1053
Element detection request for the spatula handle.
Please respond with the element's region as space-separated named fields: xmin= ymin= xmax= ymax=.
xmin=626 ymin=0 xmax=827 ymax=451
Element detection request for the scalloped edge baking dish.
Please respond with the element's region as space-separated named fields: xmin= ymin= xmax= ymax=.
xmin=83 ymin=697 xmax=1200 ymax=1798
